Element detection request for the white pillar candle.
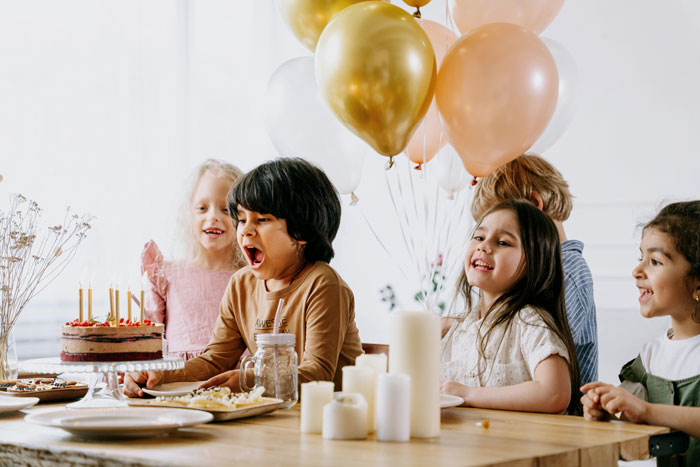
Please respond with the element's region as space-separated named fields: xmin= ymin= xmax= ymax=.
xmin=376 ymin=373 xmax=411 ymax=442
xmin=389 ymin=310 xmax=441 ymax=438
xmin=355 ymin=353 xmax=387 ymax=430
xmin=322 ymin=393 xmax=368 ymax=440
xmin=356 ymin=353 xmax=387 ymax=374
xmin=300 ymin=381 xmax=334 ymax=433
xmin=342 ymin=365 xmax=374 ymax=433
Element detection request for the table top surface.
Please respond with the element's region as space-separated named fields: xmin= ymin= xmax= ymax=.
xmin=0 ymin=401 xmax=671 ymax=467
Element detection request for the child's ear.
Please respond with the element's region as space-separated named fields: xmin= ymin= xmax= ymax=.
xmin=530 ymin=192 xmax=544 ymax=211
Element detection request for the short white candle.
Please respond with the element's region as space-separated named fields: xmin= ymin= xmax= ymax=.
xmin=355 ymin=353 xmax=387 ymax=430
xmin=322 ymin=393 xmax=368 ymax=440
xmin=376 ymin=373 xmax=411 ymax=442
xmin=342 ymin=365 xmax=374 ymax=433
xmin=300 ymin=381 xmax=334 ymax=433
xmin=389 ymin=310 xmax=441 ymax=438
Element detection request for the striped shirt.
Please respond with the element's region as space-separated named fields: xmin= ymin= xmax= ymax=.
xmin=561 ymin=240 xmax=598 ymax=385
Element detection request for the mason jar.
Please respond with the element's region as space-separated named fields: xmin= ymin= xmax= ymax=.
xmin=240 ymin=333 xmax=298 ymax=409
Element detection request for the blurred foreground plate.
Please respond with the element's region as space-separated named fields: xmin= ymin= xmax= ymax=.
xmin=0 ymin=395 xmax=40 ymax=413
xmin=25 ymin=407 xmax=213 ymax=439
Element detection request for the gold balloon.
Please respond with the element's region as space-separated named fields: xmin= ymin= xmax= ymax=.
xmin=277 ymin=0 xmax=383 ymax=52
xmin=402 ymin=0 xmax=432 ymax=7
xmin=315 ymin=2 xmax=437 ymax=157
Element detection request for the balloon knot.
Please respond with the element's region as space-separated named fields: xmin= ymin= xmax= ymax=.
xmin=471 ymin=176 xmax=478 ymax=186
xmin=413 ymin=7 xmax=421 ymax=19
xmin=350 ymin=192 xmax=359 ymax=206
xmin=414 ymin=164 xmax=422 ymax=171
xmin=385 ymin=157 xmax=395 ymax=170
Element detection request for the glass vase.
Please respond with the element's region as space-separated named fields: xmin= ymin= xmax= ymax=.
xmin=0 ymin=328 xmax=19 ymax=380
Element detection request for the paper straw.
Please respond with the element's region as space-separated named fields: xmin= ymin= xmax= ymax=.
xmin=273 ymin=298 xmax=285 ymax=333
xmin=273 ymin=298 xmax=285 ymax=399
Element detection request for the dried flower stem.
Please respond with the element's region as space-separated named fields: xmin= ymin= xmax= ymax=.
xmin=0 ymin=194 xmax=92 ymax=378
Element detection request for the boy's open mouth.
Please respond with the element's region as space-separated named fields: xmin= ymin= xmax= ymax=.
xmin=245 ymin=246 xmax=265 ymax=267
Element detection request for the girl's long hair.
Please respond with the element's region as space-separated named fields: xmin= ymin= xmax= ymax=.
xmin=456 ymin=199 xmax=581 ymax=414
xmin=177 ymin=158 xmax=246 ymax=268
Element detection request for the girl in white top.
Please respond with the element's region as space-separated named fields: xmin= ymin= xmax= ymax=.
xmin=441 ymin=199 xmax=581 ymax=414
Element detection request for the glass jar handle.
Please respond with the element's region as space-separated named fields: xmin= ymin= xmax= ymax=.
xmin=239 ymin=354 xmax=255 ymax=392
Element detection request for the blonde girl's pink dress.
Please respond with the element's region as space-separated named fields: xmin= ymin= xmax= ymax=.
xmin=141 ymin=241 xmax=238 ymax=360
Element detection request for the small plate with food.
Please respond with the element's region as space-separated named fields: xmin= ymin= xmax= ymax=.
xmin=1 ymin=378 xmax=88 ymax=402
xmin=130 ymin=386 xmax=283 ymax=421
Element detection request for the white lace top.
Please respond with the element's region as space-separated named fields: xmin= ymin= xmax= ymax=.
xmin=440 ymin=305 xmax=570 ymax=387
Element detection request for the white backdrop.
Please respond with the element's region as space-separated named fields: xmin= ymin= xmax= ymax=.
xmin=1 ymin=0 xmax=699 ymax=388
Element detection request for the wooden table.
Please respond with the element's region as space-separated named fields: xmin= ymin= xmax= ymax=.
xmin=0 ymin=402 xmax=680 ymax=466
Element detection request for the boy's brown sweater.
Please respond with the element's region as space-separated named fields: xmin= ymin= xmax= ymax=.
xmin=164 ymin=262 xmax=362 ymax=389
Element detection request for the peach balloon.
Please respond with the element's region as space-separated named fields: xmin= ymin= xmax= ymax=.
xmin=436 ymin=23 xmax=558 ymax=177
xmin=405 ymin=20 xmax=458 ymax=166
xmin=449 ymin=0 xmax=564 ymax=35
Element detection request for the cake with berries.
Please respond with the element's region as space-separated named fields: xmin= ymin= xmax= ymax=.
xmin=60 ymin=319 xmax=164 ymax=362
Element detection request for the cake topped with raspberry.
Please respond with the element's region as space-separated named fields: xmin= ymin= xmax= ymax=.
xmin=60 ymin=318 xmax=163 ymax=362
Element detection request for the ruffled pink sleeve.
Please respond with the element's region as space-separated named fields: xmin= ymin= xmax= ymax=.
xmin=140 ymin=240 xmax=168 ymax=324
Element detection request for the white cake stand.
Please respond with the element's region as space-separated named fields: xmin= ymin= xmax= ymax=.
xmin=19 ymin=356 xmax=185 ymax=409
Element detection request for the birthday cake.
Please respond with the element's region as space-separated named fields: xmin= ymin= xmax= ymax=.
xmin=60 ymin=319 xmax=164 ymax=362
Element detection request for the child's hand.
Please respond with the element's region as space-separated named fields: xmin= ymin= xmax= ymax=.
xmin=580 ymin=382 xmax=613 ymax=421
xmin=590 ymin=384 xmax=649 ymax=424
xmin=123 ymin=371 xmax=163 ymax=397
xmin=440 ymin=381 xmax=469 ymax=405
xmin=200 ymin=369 xmax=242 ymax=392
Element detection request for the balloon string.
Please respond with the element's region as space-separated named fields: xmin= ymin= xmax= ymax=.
xmin=386 ymin=165 xmax=423 ymax=288
xmin=419 ymin=155 xmax=432 ymax=307
xmin=426 ymin=163 xmax=442 ymax=309
xmin=397 ymin=160 xmax=427 ymax=299
xmin=355 ymin=202 xmax=410 ymax=282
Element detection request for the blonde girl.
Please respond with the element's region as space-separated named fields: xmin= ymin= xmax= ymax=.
xmin=141 ymin=159 xmax=245 ymax=359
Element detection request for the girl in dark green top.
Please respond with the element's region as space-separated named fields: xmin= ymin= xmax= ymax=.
xmin=580 ymin=201 xmax=700 ymax=467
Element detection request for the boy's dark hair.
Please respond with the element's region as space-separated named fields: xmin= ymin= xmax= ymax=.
xmin=228 ymin=158 xmax=341 ymax=263
xmin=643 ymin=201 xmax=700 ymax=282
xmin=457 ymin=199 xmax=581 ymax=414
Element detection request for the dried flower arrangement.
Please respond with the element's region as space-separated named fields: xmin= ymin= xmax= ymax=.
xmin=0 ymin=194 xmax=92 ymax=379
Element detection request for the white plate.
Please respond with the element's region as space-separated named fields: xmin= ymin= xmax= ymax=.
xmin=142 ymin=381 xmax=205 ymax=397
xmin=130 ymin=397 xmax=284 ymax=421
xmin=25 ymin=407 xmax=213 ymax=438
xmin=440 ymin=394 xmax=464 ymax=409
xmin=0 ymin=395 xmax=40 ymax=413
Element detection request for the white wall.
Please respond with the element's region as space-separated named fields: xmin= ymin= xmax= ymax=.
xmin=1 ymin=1 xmax=699 ymax=386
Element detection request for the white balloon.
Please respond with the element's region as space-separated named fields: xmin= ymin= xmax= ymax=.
xmin=436 ymin=145 xmax=469 ymax=198
xmin=529 ymin=38 xmax=579 ymax=154
xmin=265 ymin=56 xmax=367 ymax=194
